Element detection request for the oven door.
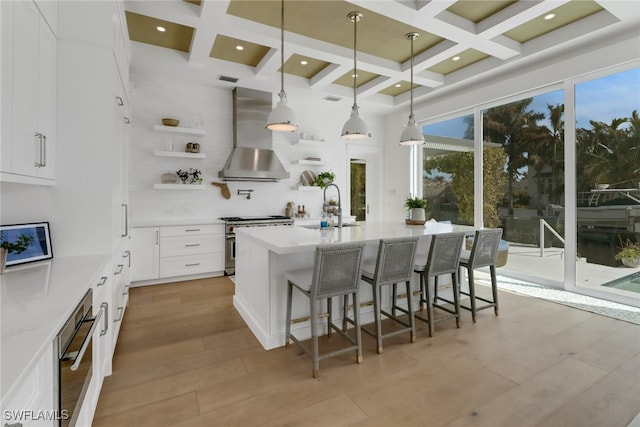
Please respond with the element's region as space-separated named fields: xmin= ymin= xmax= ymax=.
xmin=225 ymin=233 xmax=235 ymax=275
xmin=57 ymin=291 xmax=102 ymax=426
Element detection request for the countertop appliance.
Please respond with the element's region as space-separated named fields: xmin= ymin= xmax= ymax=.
xmin=56 ymin=289 xmax=104 ymax=427
xmin=221 ymin=215 xmax=294 ymax=275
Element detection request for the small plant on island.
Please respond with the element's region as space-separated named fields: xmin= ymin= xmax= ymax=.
xmin=404 ymin=197 xmax=427 ymax=209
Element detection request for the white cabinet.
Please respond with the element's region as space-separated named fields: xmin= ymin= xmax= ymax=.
xmin=111 ymin=246 xmax=130 ymax=352
xmin=131 ymin=227 xmax=160 ymax=281
xmin=1 ymin=342 xmax=55 ymax=427
xmin=1 ymin=0 xmax=56 ymax=185
xmin=131 ymin=224 xmax=224 ymax=284
xmin=160 ymin=225 xmax=224 ymax=278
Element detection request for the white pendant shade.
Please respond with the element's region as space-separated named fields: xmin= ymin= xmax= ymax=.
xmin=341 ymin=105 xmax=370 ymax=139
xmin=399 ymin=114 xmax=425 ymax=145
xmin=267 ymin=0 xmax=298 ymax=132
xmin=266 ymin=92 xmax=298 ymax=132
xmin=342 ymin=11 xmax=370 ymax=140
xmin=399 ymin=32 xmax=424 ymax=146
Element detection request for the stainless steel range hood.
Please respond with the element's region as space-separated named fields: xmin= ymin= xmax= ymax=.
xmin=218 ymin=87 xmax=290 ymax=182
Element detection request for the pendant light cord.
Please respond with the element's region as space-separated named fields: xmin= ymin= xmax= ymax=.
xmin=352 ymin=15 xmax=357 ymax=108
xmin=279 ymin=0 xmax=285 ymax=96
xmin=409 ymin=35 xmax=414 ymax=117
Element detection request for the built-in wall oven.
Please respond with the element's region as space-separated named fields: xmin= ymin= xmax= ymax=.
xmin=221 ymin=216 xmax=294 ymax=275
xmin=56 ymin=289 xmax=103 ymax=427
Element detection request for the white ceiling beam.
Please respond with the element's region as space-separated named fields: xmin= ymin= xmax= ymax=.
xmin=187 ymin=0 xmax=230 ymax=64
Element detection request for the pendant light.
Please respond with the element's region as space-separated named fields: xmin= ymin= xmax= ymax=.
xmin=341 ymin=11 xmax=370 ymax=140
xmin=266 ymin=0 xmax=298 ymax=132
xmin=399 ymin=32 xmax=424 ymax=145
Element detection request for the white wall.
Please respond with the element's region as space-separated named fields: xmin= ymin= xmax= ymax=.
xmin=128 ymin=77 xmax=385 ymax=224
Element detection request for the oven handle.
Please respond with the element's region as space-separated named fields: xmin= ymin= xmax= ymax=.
xmin=70 ymin=309 xmax=103 ymax=371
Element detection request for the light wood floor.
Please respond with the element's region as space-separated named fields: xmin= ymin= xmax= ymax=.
xmin=93 ymin=277 xmax=640 ymax=427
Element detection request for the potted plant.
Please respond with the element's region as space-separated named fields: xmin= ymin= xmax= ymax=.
xmin=316 ymin=171 xmax=335 ymax=189
xmin=404 ymin=197 xmax=427 ymax=221
xmin=614 ymin=237 xmax=640 ymax=268
xmin=0 ymin=232 xmax=34 ymax=272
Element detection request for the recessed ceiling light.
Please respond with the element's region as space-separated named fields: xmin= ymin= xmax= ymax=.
xmin=300 ymin=60 xmax=308 ymax=65
xmin=351 ymin=73 xmax=359 ymax=78
xmin=156 ymin=26 xmax=166 ymax=32
xmin=544 ymin=13 xmax=555 ymax=20
xmin=235 ymin=45 xmax=244 ymax=51
xmin=452 ymin=56 xmax=461 ymax=61
xmin=395 ymin=83 xmax=402 ymax=88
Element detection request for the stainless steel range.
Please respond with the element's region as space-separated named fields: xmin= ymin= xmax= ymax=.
xmin=221 ymin=215 xmax=294 ymax=275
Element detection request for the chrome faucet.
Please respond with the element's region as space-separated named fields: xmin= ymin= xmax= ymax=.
xmin=323 ymin=184 xmax=342 ymax=228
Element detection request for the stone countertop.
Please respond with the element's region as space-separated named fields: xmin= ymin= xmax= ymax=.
xmin=234 ymin=221 xmax=475 ymax=255
xmin=1 ymin=255 xmax=110 ymax=403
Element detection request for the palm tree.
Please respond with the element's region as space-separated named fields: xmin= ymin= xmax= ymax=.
xmin=483 ymin=99 xmax=546 ymax=215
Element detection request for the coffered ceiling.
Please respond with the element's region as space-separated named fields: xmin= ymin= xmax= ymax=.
xmin=124 ymin=0 xmax=640 ymax=112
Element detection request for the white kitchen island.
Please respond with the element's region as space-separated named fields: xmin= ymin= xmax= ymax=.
xmin=233 ymin=222 xmax=475 ymax=350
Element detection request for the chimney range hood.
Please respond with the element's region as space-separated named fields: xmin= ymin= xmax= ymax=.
xmin=218 ymin=87 xmax=290 ymax=182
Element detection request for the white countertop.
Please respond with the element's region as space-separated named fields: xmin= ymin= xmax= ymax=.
xmin=1 ymin=255 xmax=110 ymax=402
xmin=234 ymin=221 xmax=474 ymax=254
xmin=131 ymin=218 xmax=224 ymax=227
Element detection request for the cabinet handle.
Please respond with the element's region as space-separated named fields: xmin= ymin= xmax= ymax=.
xmin=156 ymin=230 xmax=159 ymax=245
xmin=121 ymin=204 xmax=129 ymax=237
xmin=185 ymin=243 xmax=201 ymax=247
xmin=34 ymin=132 xmax=45 ymax=167
xmin=185 ymin=228 xmax=200 ymax=232
xmin=124 ymin=117 xmax=130 ymax=124
xmin=185 ymin=262 xmax=201 ymax=267
xmin=41 ymin=134 xmax=47 ymax=167
xmin=100 ymin=302 xmax=109 ymax=336
xmin=116 ymin=96 xmax=124 ymax=106
xmin=97 ymin=276 xmax=108 ymax=287
xmin=124 ymin=250 xmax=131 ymax=267
xmin=114 ymin=306 xmax=124 ymax=323
xmin=114 ymin=264 xmax=124 ymax=275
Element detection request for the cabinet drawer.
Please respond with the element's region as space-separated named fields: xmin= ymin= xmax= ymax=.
xmin=160 ymin=235 xmax=218 ymax=257
xmin=160 ymin=224 xmax=221 ymax=237
xmin=159 ymin=253 xmax=220 ymax=278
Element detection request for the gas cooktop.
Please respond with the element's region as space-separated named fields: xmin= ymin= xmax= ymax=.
xmin=220 ymin=215 xmax=291 ymax=222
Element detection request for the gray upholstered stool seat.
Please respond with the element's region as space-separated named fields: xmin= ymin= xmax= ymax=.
xmin=413 ymin=232 xmax=465 ymax=337
xmin=285 ymin=242 xmax=366 ymax=378
xmin=458 ymin=228 xmax=503 ymax=322
xmin=359 ymin=237 xmax=419 ymax=354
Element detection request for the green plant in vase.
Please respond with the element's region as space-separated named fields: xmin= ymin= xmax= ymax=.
xmin=614 ymin=237 xmax=640 ymax=267
xmin=404 ymin=197 xmax=427 ymax=222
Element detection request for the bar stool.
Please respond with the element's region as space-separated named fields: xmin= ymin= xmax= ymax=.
xmin=458 ymin=228 xmax=503 ymax=322
xmin=359 ymin=237 xmax=419 ymax=354
xmin=284 ymin=242 xmax=366 ymax=378
xmin=413 ymin=232 xmax=465 ymax=337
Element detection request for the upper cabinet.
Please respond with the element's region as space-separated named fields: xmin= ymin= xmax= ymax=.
xmin=1 ymin=0 xmax=57 ymax=185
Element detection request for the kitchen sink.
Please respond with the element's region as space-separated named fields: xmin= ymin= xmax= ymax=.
xmin=300 ymin=223 xmax=360 ymax=230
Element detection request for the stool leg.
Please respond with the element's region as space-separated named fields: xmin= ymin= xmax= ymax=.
xmin=373 ymin=283 xmax=383 ymax=354
xmin=392 ymin=283 xmax=398 ymax=317
xmin=310 ymin=297 xmax=319 ymax=378
xmin=419 ymin=272 xmax=427 ymax=310
xmin=468 ymin=267 xmax=477 ymax=323
xmin=490 ymin=265 xmax=499 ymax=316
xmin=342 ymin=294 xmax=349 ymax=332
xmin=327 ymin=297 xmax=333 ymax=337
xmin=452 ymin=272 xmax=461 ymax=328
xmin=426 ymin=275 xmax=434 ymax=337
xmin=285 ymin=281 xmax=293 ymax=348
xmin=353 ymin=291 xmax=363 ymax=364
xmin=406 ymin=280 xmax=416 ymax=343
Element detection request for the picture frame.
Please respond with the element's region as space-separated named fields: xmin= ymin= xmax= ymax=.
xmin=1 ymin=222 xmax=53 ymax=267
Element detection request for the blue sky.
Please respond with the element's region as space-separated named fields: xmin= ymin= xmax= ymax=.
xmin=423 ymin=67 xmax=640 ymax=138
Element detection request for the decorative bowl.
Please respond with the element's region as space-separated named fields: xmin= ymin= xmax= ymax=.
xmin=162 ymin=118 xmax=180 ymax=127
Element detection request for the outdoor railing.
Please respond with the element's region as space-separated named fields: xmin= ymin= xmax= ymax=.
xmin=539 ymin=218 xmax=565 ymax=257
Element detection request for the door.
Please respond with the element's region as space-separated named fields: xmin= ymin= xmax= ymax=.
xmin=347 ymin=144 xmax=382 ymax=223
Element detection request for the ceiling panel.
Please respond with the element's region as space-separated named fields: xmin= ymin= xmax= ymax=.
xmin=427 ymin=49 xmax=489 ymax=75
xmin=504 ymin=0 xmax=604 ymax=43
xmin=378 ymin=81 xmax=418 ymax=97
xmin=283 ymin=54 xmax=332 ymax=79
xmin=333 ymin=68 xmax=380 ymax=88
xmin=125 ymin=11 xmax=194 ymax=52
xmin=447 ymin=0 xmax=517 ymax=23
xmin=210 ymin=35 xmax=271 ymax=67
